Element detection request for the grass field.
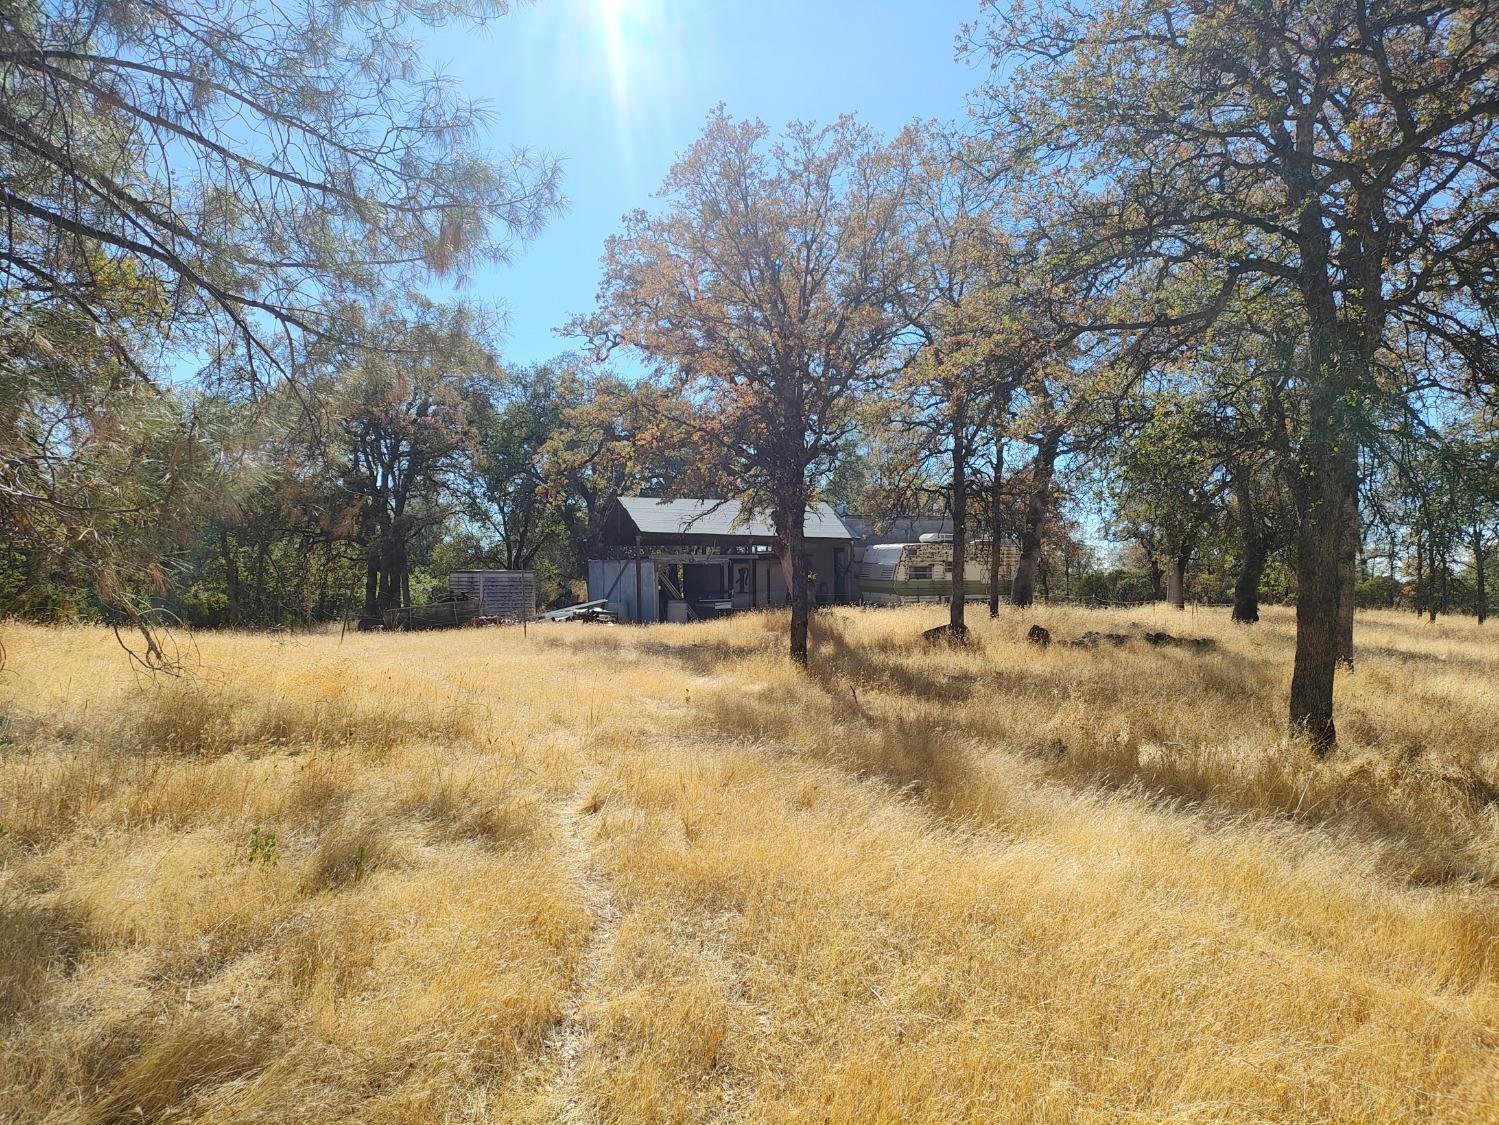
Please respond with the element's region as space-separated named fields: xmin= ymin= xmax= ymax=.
xmin=1 ymin=604 xmax=1496 ymax=1123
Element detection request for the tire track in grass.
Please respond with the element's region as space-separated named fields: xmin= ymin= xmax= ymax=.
xmin=536 ymin=774 xmax=622 ymax=1124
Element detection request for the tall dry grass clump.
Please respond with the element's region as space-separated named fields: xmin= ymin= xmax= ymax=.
xmin=1 ymin=606 xmax=1496 ymax=1122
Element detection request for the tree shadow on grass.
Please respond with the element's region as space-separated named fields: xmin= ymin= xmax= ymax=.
xmin=1356 ymin=642 xmax=1494 ymax=671
xmin=530 ymin=628 xmax=772 ymax=679
xmin=692 ymin=617 xmax=1499 ymax=889
xmin=810 ymin=618 xmax=986 ymax=706
xmin=0 ymin=897 xmax=89 ymax=1026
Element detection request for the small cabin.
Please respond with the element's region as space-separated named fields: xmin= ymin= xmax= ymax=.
xmin=587 ymin=497 xmax=855 ymax=623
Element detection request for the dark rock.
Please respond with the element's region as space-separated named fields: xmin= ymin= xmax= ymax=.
xmin=922 ymin=623 xmax=971 ymax=646
xmin=1026 ymin=624 xmax=1052 ymax=647
xmin=1144 ymin=631 xmax=1216 ymax=651
xmin=1072 ymin=630 xmax=1131 ymax=647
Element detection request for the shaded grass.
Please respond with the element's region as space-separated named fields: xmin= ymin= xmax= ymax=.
xmin=760 ymin=606 xmax=1499 ymax=886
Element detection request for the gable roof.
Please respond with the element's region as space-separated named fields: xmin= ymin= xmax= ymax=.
xmin=614 ymin=497 xmax=853 ymax=541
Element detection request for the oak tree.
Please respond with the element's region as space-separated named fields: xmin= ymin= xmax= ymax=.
xmin=969 ymin=0 xmax=1499 ymax=748
xmin=581 ymin=109 xmax=913 ymax=664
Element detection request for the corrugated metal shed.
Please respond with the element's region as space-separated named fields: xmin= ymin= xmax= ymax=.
xmin=614 ymin=497 xmax=853 ymax=541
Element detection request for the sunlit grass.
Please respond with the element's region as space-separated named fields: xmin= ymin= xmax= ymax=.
xmin=1 ymin=606 xmax=1495 ymax=1122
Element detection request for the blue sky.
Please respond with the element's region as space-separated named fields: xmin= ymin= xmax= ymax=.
xmin=427 ymin=0 xmax=986 ymax=367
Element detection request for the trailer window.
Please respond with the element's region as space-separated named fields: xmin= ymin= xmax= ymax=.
xmin=909 ymin=564 xmax=934 ymax=580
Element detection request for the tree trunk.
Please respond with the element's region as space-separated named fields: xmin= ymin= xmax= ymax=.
xmin=1012 ymin=508 xmax=1042 ymax=608
xmin=1283 ymin=154 xmax=1377 ymax=753
xmin=1387 ymin=534 xmax=1398 ymax=607
xmin=987 ymin=469 xmax=1004 ymax=617
xmin=364 ymin=552 xmax=379 ymax=618
xmin=1413 ymin=531 xmax=1425 ymax=617
xmin=1145 ymin=543 xmax=1164 ymax=602
xmin=1011 ymin=430 xmax=1059 ymax=609
xmin=987 ymin=389 xmax=1011 ymax=619
xmin=1336 ymin=488 xmax=1358 ymax=667
xmin=1166 ymin=542 xmax=1189 ymax=610
xmin=949 ymin=414 xmax=968 ymax=637
xmin=776 ymin=500 xmax=811 ymax=666
xmin=1232 ymin=538 xmax=1266 ymax=624
xmin=1230 ymin=467 xmax=1264 ymax=624
xmin=1288 ymin=423 xmax=1354 ymax=755
xmin=1475 ymin=526 xmax=1488 ymax=625
xmin=376 ymin=531 xmax=405 ymax=616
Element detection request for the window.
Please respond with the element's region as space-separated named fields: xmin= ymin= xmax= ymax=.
xmin=909 ymin=565 xmax=934 ymax=580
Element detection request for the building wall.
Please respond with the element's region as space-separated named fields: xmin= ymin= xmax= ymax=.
xmin=808 ymin=543 xmax=848 ymax=602
xmin=590 ymin=539 xmax=1019 ymax=619
xmin=446 ymin=571 xmax=535 ymax=620
xmin=726 ymin=549 xmax=842 ymax=606
xmin=587 ymin=544 xmax=852 ymax=623
xmin=586 ymin=559 xmax=658 ymax=623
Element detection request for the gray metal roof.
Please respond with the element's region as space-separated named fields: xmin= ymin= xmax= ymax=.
xmin=615 ymin=497 xmax=853 ymax=541
xmin=842 ymin=514 xmax=1021 ymax=547
xmin=841 ymin=515 xmax=952 ymax=546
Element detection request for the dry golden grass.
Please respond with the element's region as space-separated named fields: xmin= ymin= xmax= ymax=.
xmin=0 ymin=605 xmax=1495 ymax=1123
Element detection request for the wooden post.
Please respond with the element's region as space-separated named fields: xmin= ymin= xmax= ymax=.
xmin=634 ymin=544 xmax=644 ymax=625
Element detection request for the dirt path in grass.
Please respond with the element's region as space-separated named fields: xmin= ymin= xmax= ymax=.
xmin=535 ymin=774 xmax=623 ymax=1124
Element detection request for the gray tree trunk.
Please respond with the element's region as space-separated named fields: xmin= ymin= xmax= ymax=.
xmin=364 ymin=553 xmax=379 ymax=619
xmin=1475 ymin=525 xmax=1488 ymax=625
xmin=1336 ymin=488 xmax=1358 ymax=667
xmin=1288 ymin=386 xmax=1356 ymax=755
xmin=1166 ymin=547 xmax=1188 ymax=610
xmin=1011 ymin=431 xmax=1059 ymax=609
xmin=988 ymin=388 xmax=1012 ymax=618
xmin=949 ymin=410 xmax=968 ymax=637
xmin=1230 ymin=467 xmax=1265 ymax=624
xmin=1232 ymin=539 xmax=1266 ymax=624
xmin=777 ymin=506 xmax=811 ymax=666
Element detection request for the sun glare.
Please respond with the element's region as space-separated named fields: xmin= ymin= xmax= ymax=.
xmin=597 ymin=0 xmax=636 ymax=21
xmin=597 ymin=0 xmax=645 ymax=107
xmin=599 ymin=0 xmax=635 ymax=101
